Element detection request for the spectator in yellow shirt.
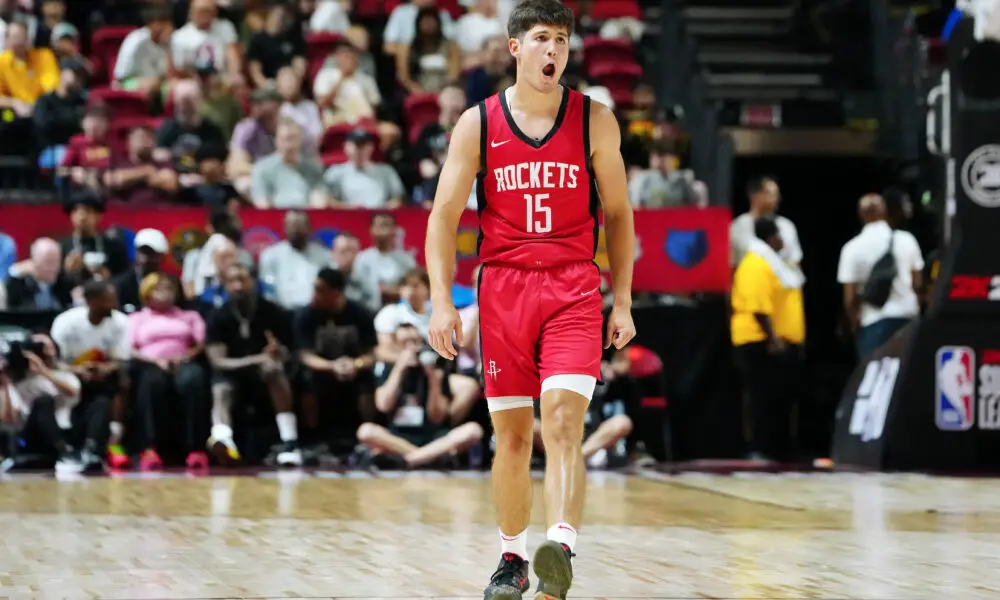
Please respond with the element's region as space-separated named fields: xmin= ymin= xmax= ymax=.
xmin=0 ymin=20 xmax=59 ymax=115
xmin=731 ymin=216 xmax=806 ymax=461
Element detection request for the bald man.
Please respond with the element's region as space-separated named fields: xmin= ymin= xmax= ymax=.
xmin=5 ymin=238 xmax=73 ymax=310
xmin=837 ymin=193 xmax=925 ymax=360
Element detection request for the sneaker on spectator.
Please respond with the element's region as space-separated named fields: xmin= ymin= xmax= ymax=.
xmin=276 ymin=441 xmax=303 ymax=467
xmin=105 ymin=443 xmax=131 ymax=470
xmin=186 ymin=451 xmax=210 ymax=471
xmin=586 ymin=448 xmax=608 ymax=469
xmin=55 ymin=450 xmax=84 ymax=475
xmin=139 ymin=449 xmax=163 ymax=471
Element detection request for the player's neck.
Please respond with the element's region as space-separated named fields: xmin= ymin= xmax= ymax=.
xmin=509 ymin=80 xmax=563 ymax=115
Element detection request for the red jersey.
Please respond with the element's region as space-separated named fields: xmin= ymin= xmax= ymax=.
xmin=476 ymin=88 xmax=598 ymax=268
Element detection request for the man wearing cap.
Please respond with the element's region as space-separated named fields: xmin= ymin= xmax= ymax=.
xmin=0 ymin=20 xmax=59 ymax=118
xmin=227 ymin=86 xmax=281 ymax=194
xmin=32 ymin=57 xmax=87 ymax=157
xmin=113 ymin=5 xmax=174 ymax=97
xmin=323 ymin=127 xmax=405 ymax=209
xmin=113 ymin=228 xmax=169 ymax=314
xmin=50 ymin=22 xmax=94 ymax=78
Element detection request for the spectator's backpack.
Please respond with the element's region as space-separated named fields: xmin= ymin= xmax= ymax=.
xmin=862 ymin=233 xmax=898 ymax=308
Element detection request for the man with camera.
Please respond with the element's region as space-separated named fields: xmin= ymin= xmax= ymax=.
xmin=355 ymin=322 xmax=483 ymax=469
xmin=0 ymin=333 xmax=88 ymax=472
xmin=293 ymin=268 xmax=376 ymax=454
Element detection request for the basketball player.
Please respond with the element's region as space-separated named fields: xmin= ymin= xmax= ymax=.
xmin=424 ymin=1 xmax=636 ymax=598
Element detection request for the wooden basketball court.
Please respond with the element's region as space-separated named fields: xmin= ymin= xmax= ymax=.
xmin=0 ymin=469 xmax=998 ymax=599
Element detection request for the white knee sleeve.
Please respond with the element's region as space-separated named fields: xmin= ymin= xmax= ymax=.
xmin=487 ymin=396 xmax=535 ymax=413
xmin=541 ymin=374 xmax=597 ymax=402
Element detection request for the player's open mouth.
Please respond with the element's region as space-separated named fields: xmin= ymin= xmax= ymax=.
xmin=542 ymin=64 xmax=556 ymax=78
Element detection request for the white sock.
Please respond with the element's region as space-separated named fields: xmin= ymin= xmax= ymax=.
xmin=211 ymin=423 xmax=234 ymax=441
xmin=546 ymin=522 xmax=577 ymax=551
xmin=275 ymin=412 xmax=298 ymax=442
xmin=109 ymin=421 xmax=124 ymax=443
xmin=500 ymin=528 xmax=528 ymax=560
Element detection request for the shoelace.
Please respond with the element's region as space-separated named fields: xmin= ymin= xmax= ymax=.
xmin=491 ymin=553 xmax=525 ymax=583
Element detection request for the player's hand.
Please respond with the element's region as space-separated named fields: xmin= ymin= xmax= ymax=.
xmin=604 ymin=305 xmax=636 ymax=350
xmin=428 ymin=302 xmax=463 ymax=360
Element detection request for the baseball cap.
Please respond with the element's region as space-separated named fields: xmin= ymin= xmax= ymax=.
xmin=346 ymin=127 xmax=375 ymax=143
xmin=52 ymin=22 xmax=79 ymax=41
xmin=134 ymin=229 xmax=169 ymax=254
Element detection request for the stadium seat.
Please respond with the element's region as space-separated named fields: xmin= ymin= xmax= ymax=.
xmin=404 ymin=92 xmax=440 ymax=145
xmin=321 ymin=150 xmax=347 ymax=166
xmin=590 ymin=62 xmax=643 ymax=98
xmin=589 ymin=0 xmax=642 ymax=20
xmin=583 ymin=37 xmax=634 ymax=74
xmin=609 ymin=89 xmax=633 ymax=112
xmin=437 ymin=0 xmax=463 ymax=19
xmin=90 ymin=26 xmax=137 ymax=84
xmin=319 ymin=122 xmax=377 ymax=154
xmin=305 ymin=32 xmax=344 ymax=83
xmin=87 ymin=88 xmax=151 ymax=117
xmin=354 ymin=0 xmax=389 ymax=19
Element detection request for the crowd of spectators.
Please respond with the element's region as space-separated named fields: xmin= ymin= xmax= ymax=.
xmin=0 ymin=0 xmax=673 ymax=472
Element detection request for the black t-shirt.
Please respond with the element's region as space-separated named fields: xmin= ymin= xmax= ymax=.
xmin=155 ymin=119 xmax=227 ymax=173
xmin=58 ymin=232 xmax=131 ymax=280
xmin=206 ymin=298 xmax=291 ymax=358
xmin=292 ymin=300 xmax=376 ymax=359
xmin=413 ymin=122 xmax=447 ymax=162
xmin=374 ymin=360 xmax=452 ymax=432
xmin=246 ymin=31 xmax=305 ymax=79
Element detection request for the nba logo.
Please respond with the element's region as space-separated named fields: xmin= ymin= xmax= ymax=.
xmin=935 ymin=346 xmax=976 ymax=431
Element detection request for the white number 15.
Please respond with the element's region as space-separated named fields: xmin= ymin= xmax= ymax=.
xmin=524 ymin=193 xmax=551 ymax=233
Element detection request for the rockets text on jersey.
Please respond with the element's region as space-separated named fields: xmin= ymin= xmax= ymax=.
xmin=475 ymin=87 xmax=600 ymax=268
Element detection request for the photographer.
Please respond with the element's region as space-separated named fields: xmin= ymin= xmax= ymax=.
xmin=0 ymin=334 xmax=90 ymax=473
xmin=355 ymin=323 xmax=483 ymax=469
xmin=293 ymin=268 xmax=375 ymax=451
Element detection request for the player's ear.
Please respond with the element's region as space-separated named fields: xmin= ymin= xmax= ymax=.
xmin=508 ymin=36 xmax=519 ymax=58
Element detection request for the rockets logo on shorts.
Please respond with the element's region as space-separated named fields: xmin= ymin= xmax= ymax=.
xmin=487 ymin=360 xmax=501 ymax=380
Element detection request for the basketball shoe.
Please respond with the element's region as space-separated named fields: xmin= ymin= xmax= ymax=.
xmin=532 ymin=541 xmax=574 ymax=600
xmin=483 ymin=552 xmax=530 ymax=600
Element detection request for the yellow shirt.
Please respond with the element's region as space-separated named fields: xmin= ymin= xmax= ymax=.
xmin=0 ymin=48 xmax=59 ymax=104
xmin=731 ymin=252 xmax=806 ymax=346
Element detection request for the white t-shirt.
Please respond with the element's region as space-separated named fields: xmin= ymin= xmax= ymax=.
xmin=730 ymin=212 xmax=803 ymax=266
xmin=171 ymin=19 xmax=238 ymax=72
xmin=49 ymin=306 xmax=130 ymax=366
xmin=313 ymin=66 xmax=381 ymax=124
xmin=383 ymin=4 xmax=455 ymax=45
xmin=354 ymin=247 xmax=416 ymax=290
xmin=6 ymin=371 xmax=81 ymax=428
xmin=837 ymin=220 xmax=924 ymax=327
xmin=309 ymin=0 xmax=351 ymax=33
xmin=374 ymin=301 xmax=431 ymax=339
xmin=114 ymin=26 xmax=169 ymax=81
xmin=454 ymin=13 xmax=503 ymax=53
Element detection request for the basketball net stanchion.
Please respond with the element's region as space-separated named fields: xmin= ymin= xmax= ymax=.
xmin=830 ymin=14 xmax=1000 ymax=470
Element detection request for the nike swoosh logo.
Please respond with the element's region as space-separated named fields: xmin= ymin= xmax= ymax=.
xmin=491 ymin=140 xmax=510 ymax=148
xmin=581 ymin=288 xmax=600 ymax=296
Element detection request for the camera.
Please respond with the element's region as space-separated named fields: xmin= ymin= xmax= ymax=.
xmin=1 ymin=340 xmax=46 ymax=382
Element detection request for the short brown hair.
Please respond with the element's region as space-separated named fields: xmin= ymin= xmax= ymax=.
xmin=402 ymin=267 xmax=430 ymax=288
xmin=507 ymin=0 xmax=574 ymax=39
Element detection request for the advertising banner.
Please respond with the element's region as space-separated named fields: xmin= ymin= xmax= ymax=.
xmin=0 ymin=205 xmax=732 ymax=293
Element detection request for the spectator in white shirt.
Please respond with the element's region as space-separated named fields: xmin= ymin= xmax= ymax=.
xmin=258 ymin=209 xmax=332 ymax=309
xmin=308 ymin=0 xmax=350 ymax=33
xmin=382 ymin=0 xmax=455 ymax=57
xmin=837 ymin=193 xmax=924 ymax=360
xmin=373 ymin=267 xmax=431 ymax=361
xmin=113 ymin=5 xmax=174 ymax=97
xmin=171 ymin=0 xmax=243 ymax=85
xmin=313 ymin=38 xmax=381 ymax=127
xmin=323 ymin=128 xmax=405 ymax=208
xmin=455 ymin=0 xmax=503 ymax=68
xmin=251 ymin=118 xmax=329 ymax=208
xmin=332 ymin=232 xmax=381 ymax=314
xmin=730 ymin=176 xmax=803 ymax=267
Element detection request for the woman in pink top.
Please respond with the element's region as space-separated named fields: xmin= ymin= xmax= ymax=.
xmin=128 ymin=273 xmax=209 ymax=471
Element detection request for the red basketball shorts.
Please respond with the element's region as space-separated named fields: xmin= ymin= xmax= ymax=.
xmin=477 ymin=261 xmax=604 ymax=407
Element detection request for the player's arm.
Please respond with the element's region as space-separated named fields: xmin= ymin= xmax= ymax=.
xmin=590 ymin=101 xmax=635 ymax=310
xmin=425 ymin=106 xmax=480 ymax=358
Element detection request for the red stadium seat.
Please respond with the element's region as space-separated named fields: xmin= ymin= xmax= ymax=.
xmin=321 ymin=150 xmax=347 ymax=166
xmin=87 ymin=88 xmax=151 ymax=117
xmin=589 ymin=0 xmax=642 ymax=20
xmin=438 ymin=0 xmax=463 ymax=19
xmin=319 ymin=122 xmax=378 ymax=154
xmin=627 ymin=345 xmax=663 ymax=379
xmin=90 ymin=26 xmax=137 ymax=84
xmin=589 ymin=62 xmax=643 ymax=97
xmin=609 ymin=89 xmax=633 ymax=112
xmin=583 ymin=36 xmax=634 ymax=74
xmin=305 ymin=32 xmax=344 ymax=83
xmin=404 ymin=92 xmax=440 ymax=144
